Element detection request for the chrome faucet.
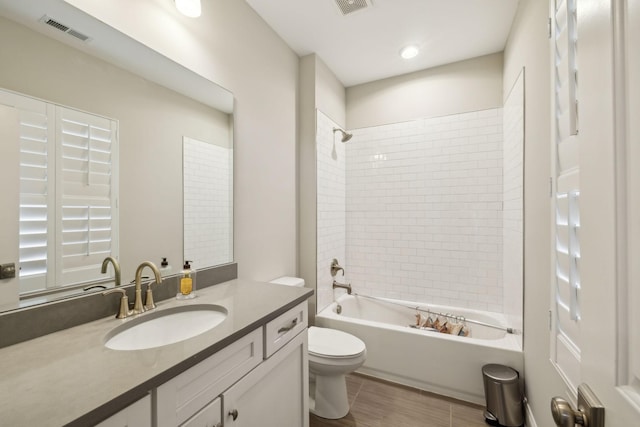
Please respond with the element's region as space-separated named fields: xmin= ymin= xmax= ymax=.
xmin=133 ymin=261 xmax=162 ymax=315
xmin=332 ymin=280 xmax=352 ymax=295
xmin=101 ymin=256 xmax=121 ymax=286
xmin=330 ymin=258 xmax=345 ymax=277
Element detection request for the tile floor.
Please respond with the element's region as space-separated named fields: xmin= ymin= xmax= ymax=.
xmin=309 ymin=374 xmax=489 ymax=427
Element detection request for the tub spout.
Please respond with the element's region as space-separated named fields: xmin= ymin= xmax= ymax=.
xmin=332 ymin=280 xmax=352 ymax=295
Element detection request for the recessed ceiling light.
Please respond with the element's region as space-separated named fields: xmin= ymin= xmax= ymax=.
xmin=175 ymin=0 xmax=201 ymax=18
xmin=400 ymin=45 xmax=419 ymax=60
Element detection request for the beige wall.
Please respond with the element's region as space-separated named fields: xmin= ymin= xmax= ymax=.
xmin=0 ymin=17 xmax=230 ymax=303
xmin=64 ymin=0 xmax=300 ymax=281
xmin=346 ymin=52 xmax=503 ymax=129
xmin=503 ymin=0 xmax=566 ymax=425
xmin=315 ymin=57 xmax=347 ymax=127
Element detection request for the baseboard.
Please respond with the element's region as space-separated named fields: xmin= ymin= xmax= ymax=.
xmin=356 ymin=367 xmax=485 ymax=405
xmin=525 ymin=401 xmax=537 ymax=427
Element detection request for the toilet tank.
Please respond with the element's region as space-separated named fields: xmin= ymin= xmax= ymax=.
xmin=269 ymin=276 xmax=305 ymax=287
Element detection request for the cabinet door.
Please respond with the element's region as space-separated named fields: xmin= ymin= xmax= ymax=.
xmin=180 ymin=397 xmax=221 ymax=427
xmin=223 ymin=330 xmax=308 ymax=427
xmin=95 ymin=394 xmax=151 ymax=427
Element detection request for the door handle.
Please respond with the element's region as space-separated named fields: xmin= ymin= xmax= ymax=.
xmin=550 ymin=384 xmax=604 ymax=427
xmin=551 ymin=397 xmax=585 ymax=426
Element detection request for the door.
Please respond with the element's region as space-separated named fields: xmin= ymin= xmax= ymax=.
xmin=548 ymin=0 xmax=640 ymax=425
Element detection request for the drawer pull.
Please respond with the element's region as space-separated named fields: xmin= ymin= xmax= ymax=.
xmin=277 ymin=318 xmax=298 ymax=334
xmin=229 ymin=409 xmax=239 ymax=421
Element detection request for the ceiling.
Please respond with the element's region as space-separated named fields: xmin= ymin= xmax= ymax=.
xmin=245 ymin=0 xmax=520 ymax=87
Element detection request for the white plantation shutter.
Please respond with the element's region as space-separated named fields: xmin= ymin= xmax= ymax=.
xmin=552 ymin=0 xmax=581 ymax=390
xmin=555 ymin=0 xmax=578 ymax=139
xmin=0 ymin=92 xmax=57 ymax=293
xmin=0 ymin=88 xmax=118 ymax=293
xmin=56 ymin=107 xmax=118 ymax=287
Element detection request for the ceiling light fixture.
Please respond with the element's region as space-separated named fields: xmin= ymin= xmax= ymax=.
xmin=400 ymin=45 xmax=419 ymax=60
xmin=175 ymin=0 xmax=201 ymax=18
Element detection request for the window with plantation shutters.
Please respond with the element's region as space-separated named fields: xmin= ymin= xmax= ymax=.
xmin=10 ymin=94 xmax=55 ymax=293
xmin=0 ymin=88 xmax=118 ymax=294
xmin=551 ymin=0 xmax=581 ymax=390
xmin=56 ymin=107 xmax=118 ymax=287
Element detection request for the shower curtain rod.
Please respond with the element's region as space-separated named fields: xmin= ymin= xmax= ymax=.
xmin=351 ymin=292 xmax=519 ymax=334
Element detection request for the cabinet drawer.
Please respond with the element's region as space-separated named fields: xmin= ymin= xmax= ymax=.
xmin=264 ymin=301 xmax=307 ymax=358
xmin=155 ymin=328 xmax=263 ymax=427
xmin=181 ymin=397 xmax=221 ymax=427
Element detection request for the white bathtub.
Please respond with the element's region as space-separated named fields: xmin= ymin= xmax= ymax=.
xmin=315 ymin=294 xmax=524 ymax=405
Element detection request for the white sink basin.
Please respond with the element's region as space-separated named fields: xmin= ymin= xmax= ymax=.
xmin=104 ymin=304 xmax=227 ymax=351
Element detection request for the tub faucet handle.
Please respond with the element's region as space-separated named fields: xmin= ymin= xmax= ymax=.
xmin=330 ymin=258 xmax=345 ymax=277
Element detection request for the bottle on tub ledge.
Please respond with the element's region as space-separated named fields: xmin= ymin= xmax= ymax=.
xmin=176 ymin=260 xmax=196 ymax=300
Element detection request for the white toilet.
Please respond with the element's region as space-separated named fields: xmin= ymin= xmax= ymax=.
xmin=269 ymin=277 xmax=367 ymax=419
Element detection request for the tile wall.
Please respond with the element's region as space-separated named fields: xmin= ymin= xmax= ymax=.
xmin=183 ymin=137 xmax=233 ymax=270
xmin=345 ymin=109 xmax=504 ymax=312
xmin=316 ymin=108 xmax=521 ymax=314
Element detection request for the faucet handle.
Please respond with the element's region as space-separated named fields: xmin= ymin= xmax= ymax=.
xmin=102 ymin=288 xmax=132 ymax=319
xmin=330 ymin=258 xmax=345 ymax=277
xmin=144 ymin=281 xmax=158 ymax=311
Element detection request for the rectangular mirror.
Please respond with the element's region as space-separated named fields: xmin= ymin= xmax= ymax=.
xmin=0 ymin=0 xmax=234 ymax=311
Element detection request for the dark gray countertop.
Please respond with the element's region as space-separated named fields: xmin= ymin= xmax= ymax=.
xmin=0 ymin=279 xmax=313 ymax=426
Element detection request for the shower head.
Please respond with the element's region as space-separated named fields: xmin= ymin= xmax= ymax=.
xmin=333 ymin=127 xmax=353 ymax=143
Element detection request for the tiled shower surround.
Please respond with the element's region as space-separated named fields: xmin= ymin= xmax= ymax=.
xmin=317 ymin=108 xmax=508 ymax=312
xmin=183 ymin=138 xmax=233 ymax=269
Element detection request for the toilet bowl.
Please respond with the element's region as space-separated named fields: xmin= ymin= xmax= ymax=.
xmin=308 ymin=326 xmax=366 ymax=419
xmin=269 ymin=277 xmax=367 ymax=419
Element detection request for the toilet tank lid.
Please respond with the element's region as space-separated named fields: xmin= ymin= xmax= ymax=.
xmin=269 ymin=276 xmax=305 ymax=287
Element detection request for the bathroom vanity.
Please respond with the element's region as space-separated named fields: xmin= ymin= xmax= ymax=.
xmin=0 ymin=279 xmax=312 ymax=426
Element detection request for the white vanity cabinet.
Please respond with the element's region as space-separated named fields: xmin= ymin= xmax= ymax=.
xmin=95 ymin=394 xmax=151 ymax=427
xmin=155 ymin=302 xmax=309 ymax=427
xmin=222 ymin=329 xmax=308 ymax=427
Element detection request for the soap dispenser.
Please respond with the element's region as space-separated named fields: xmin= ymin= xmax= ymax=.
xmin=176 ymin=260 xmax=196 ymax=300
xmin=159 ymin=257 xmax=173 ymax=277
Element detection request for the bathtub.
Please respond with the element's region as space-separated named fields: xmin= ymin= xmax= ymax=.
xmin=315 ymin=294 xmax=524 ymax=405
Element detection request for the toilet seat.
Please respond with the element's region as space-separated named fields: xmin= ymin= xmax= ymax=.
xmin=308 ymin=326 xmax=366 ymax=358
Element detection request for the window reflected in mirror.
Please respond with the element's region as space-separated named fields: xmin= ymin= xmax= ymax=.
xmin=1 ymin=88 xmax=119 ymax=296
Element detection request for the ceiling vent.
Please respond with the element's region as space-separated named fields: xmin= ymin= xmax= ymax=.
xmin=334 ymin=0 xmax=371 ymax=16
xmin=39 ymin=15 xmax=91 ymax=42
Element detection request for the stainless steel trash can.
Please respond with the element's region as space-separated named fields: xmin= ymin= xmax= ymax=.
xmin=482 ymin=364 xmax=523 ymax=427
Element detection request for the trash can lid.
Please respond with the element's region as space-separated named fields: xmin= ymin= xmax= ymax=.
xmin=482 ymin=364 xmax=519 ymax=382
